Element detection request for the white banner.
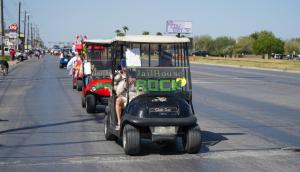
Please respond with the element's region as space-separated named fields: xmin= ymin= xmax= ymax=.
xmin=166 ymin=20 xmax=192 ymax=34
xmin=126 ymin=48 xmax=141 ymax=67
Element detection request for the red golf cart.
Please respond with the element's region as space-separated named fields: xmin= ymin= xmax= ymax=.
xmin=81 ymin=39 xmax=113 ymax=113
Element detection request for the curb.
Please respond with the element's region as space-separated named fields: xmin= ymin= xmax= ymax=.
xmin=190 ymin=61 xmax=300 ymax=74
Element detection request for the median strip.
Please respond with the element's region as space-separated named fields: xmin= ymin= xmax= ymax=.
xmin=191 ymin=57 xmax=300 ymax=72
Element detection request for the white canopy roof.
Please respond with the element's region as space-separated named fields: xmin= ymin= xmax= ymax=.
xmin=115 ymin=35 xmax=190 ymax=43
xmin=83 ymin=39 xmax=113 ymax=45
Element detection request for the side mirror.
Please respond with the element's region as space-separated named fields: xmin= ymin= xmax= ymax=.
xmin=84 ymin=62 xmax=92 ymax=75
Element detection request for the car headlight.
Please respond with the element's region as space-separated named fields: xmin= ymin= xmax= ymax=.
xmin=91 ymin=86 xmax=97 ymax=92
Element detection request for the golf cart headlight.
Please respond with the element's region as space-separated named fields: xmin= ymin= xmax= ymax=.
xmin=91 ymin=86 xmax=97 ymax=92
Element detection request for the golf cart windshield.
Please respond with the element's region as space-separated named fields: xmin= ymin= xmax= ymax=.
xmin=113 ymin=36 xmax=192 ymax=102
xmin=86 ymin=44 xmax=112 ymax=79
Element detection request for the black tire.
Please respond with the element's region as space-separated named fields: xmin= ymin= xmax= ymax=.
xmin=183 ymin=125 xmax=202 ymax=154
xmin=86 ymin=94 xmax=96 ymax=113
xmin=104 ymin=116 xmax=117 ymax=140
xmin=123 ymin=124 xmax=140 ymax=155
xmin=59 ymin=64 xmax=63 ymax=68
xmin=81 ymin=96 xmax=86 ymax=108
xmin=77 ymin=80 xmax=82 ymax=91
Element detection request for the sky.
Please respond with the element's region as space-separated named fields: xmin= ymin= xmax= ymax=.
xmin=4 ymin=0 xmax=300 ymax=46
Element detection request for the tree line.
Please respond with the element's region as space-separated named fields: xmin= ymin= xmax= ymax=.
xmin=113 ymin=27 xmax=299 ymax=57
xmin=193 ymin=31 xmax=300 ymax=57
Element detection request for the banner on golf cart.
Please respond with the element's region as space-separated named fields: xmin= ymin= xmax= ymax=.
xmin=90 ymin=61 xmax=112 ymax=78
xmin=93 ymin=70 xmax=112 ymax=78
xmin=128 ymin=67 xmax=190 ymax=93
xmin=126 ymin=48 xmax=141 ymax=67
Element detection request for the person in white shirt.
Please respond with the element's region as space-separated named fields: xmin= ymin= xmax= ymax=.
xmin=67 ymin=52 xmax=78 ymax=76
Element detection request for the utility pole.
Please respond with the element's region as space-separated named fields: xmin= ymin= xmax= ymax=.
xmin=18 ymin=1 xmax=21 ymax=51
xmin=23 ymin=10 xmax=26 ymax=51
xmin=1 ymin=0 xmax=5 ymax=57
xmin=32 ymin=26 xmax=35 ymax=48
xmin=27 ymin=15 xmax=29 ymax=50
xmin=30 ymin=23 xmax=32 ymax=48
xmin=30 ymin=23 xmax=33 ymax=49
xmin=36 ymin=27 xmax=39 ymax=48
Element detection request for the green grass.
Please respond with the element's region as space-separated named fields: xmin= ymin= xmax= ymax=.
xmin=191 ymin=56 xmax=300 ymax=72
xmin=0 ymin=56 xmax=10 ymax=61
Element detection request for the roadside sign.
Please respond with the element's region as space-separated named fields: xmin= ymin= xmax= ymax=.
xmin=9 ymin=32 xmax=18 ymax=38
xmin=166 ymin=20 xmax=192 ymax=34
xmin=8 ymin=23 xmax=18 ymax=32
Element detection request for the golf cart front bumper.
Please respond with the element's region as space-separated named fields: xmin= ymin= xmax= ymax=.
xmin=122 ymin=115 xmax=197 ymax=142
xmin=122 ymin=115 xmax=197 ymax=127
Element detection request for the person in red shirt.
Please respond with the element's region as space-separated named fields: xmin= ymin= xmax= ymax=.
xmin=9 ymin=49 xmax=16 ymax=61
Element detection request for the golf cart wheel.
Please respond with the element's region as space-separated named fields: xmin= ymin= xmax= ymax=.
xmin=59 ymin=64 xmax=63 ymax=68
xmin=104 ymin=116 xmax=117 ymax=140
xmin=123 ymin=124 xmax=140 ymax=155
xmin=183 ymin=125 xmax=202 ymax=154
xmin=86 ymin=94 xmax=96 ymax=113
xmin=77 ymin=80 xmax=82 ymax=91
xmin=81 ymin=96 xmax=86 ymax=108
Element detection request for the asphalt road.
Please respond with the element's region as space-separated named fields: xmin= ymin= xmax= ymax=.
xmin=0 ymin=55 xmax=299 ymax=172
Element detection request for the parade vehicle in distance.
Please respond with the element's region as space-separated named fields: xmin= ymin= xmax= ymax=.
xmin=59 ymin=56 xmax=69 ymax=68
xmin=59 ymin=48 xmax=73 ymax=68
xmin=61 ymin=48 xmax=73 ymax=57
xmin=104 ymin=35 xmax=202 ymax=155
xmin=16 ymin=51 xmax=28 ymax=61
xmin=52 ymin=48 xmax=61 ymax=56
xmin=81 ymin=39 xmax=113 ymax=113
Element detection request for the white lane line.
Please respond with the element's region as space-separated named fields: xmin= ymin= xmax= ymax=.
xmin=191 ymin=71 xmax=253 ymax=81
xmin=192 ymin=70 xmax=232 ymax=78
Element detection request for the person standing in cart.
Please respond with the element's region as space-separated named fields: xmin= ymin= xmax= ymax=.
xmin=114 ymin=59 xmax=137 ymax=130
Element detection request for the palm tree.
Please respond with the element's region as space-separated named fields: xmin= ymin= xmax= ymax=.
xmin=115 ymin=29 xmax=124 ymax=36
xmin=142 ymin=31 xmax=150 ymax=35
xmin=122 ymin=26 xmax=129 ymax=35
xmin=115 ymin=29 xmax=121 ymax=35
xmin=156 ymin=32 xmax=162 ymax=36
